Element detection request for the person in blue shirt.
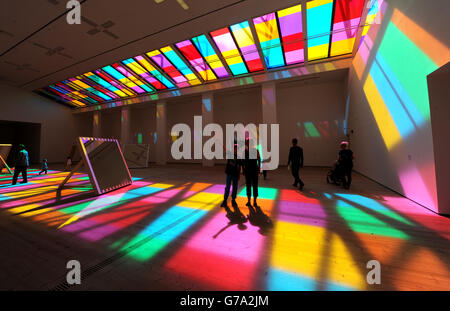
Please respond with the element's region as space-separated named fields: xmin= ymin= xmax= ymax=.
xmin=39 ymin=158 xmax=48 ymax=175
xmin=12 ymin=144 xmax=29 ymax=185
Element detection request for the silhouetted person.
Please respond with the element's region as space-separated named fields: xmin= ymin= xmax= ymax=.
xmin=338 ymin=141 xmax=354 ymax=189
xmin=221 ymin=144 xmax=242 ymax=209
xmin=39 ymin=158 xmax=48 ymax=175
xmin=12 ymin=144 xmax=29 ymax=185
xmin=288 ymin=138 xmax=304 ymax=190
xmin=243 ymin=138 xmax=261 ymax=208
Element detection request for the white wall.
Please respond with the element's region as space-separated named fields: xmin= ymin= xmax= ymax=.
xmin=0 ymin=83 xmax=77 ymax=163
xmin=277 ymin=78 xmax=346 ymax=167
xmin=347 ymin=0 xmax=450 ymax=212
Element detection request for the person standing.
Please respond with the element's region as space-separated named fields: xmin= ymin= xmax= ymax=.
xmin=221 ymin=144 xmax=242 ymax=209
xmin=12 ymin=144 xmax=29 ymax=185
xmin=338 ymin=141 xmax=354 ymax=189
xmin=243 ymin=138 xmax=261 ymax=208
xmin=287 ymin=138 xmax=304 ymax=190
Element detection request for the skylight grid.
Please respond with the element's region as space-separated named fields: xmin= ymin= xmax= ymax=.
xmin=229 ymin=21 xmax=264 ymax=72
xmin=253 ymin=12 xmax=285 ymax=68
xmin=306 ymin=0 xmax=334 ymax=61
xmin=210 ymin=27 xmax=249 ymax=75
xmin=191 ymin=35 xmax=229 ymax=78
xmin=277 ymin=4 xmax=304 ymax=65
xmin=175 ymin=40 xmax=218 ymax=81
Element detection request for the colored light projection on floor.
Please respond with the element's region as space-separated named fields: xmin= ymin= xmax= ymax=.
xmin=0 ymin=169 xmax=449 ymax=290
xmin=353 ymin=2 xmax=449 ymax=211
xmin=164 ymin=188 xmax=275 ymax=290
xmin=307 ymin=0 xmax=334 ymax=61
xmin=330 ymin=0 xmax=365 ymax=57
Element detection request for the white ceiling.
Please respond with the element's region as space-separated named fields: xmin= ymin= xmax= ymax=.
xmin=0 ymin=0 xmax=301 ymax=91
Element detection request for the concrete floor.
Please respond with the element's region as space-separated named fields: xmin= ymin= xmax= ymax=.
xmin=0 ymin=164 xmax=449 ymax=290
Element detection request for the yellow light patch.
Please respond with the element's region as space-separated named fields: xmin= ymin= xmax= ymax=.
xmin=146 ymin=50 xmax=161 ymax=57
xmin=150 ymin=183 xmax=174 ymax=189
xmin=307 ymin=0 xmax=333 ymax=10
xmin=330 ymin=38 xmax=355 ymax=56
xmin=328 ymin=233 xmax=367 ymax=290
xmin=271 ymin=221 xmax=324 ymax=277
xmin=254 ymin=20 xmax=280 ymax=41
xmin=177 ymin=192 xmax=222 ymax=210
xmin=363 ymin=75 xmax=402 ymax=149
xmin=308 ymin=44 xmax=329 ymax=61
xmin=277 ymin=4 xmax=301 ymax=18
xmin=232 ymin=28 xmax=254 ymax=47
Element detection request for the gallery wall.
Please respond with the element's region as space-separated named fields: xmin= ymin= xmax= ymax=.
xmin=347 ymin=0 xmax=450 ymax=213
xmin=0 ymin=83 xmax=77 ymax=163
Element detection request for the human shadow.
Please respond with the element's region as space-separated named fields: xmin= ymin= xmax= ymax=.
xmin=213 ymin=205 xmax=248 ymax=239
xmin=246 ymin=203 xmax=273 ymax=235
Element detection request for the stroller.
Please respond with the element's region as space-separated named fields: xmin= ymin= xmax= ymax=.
xmin=326 ymin=160 xmax=345 ymax=186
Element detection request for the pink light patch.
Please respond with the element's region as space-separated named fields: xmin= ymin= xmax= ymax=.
xmin=165 ymin=211 xmax=266 ymax=289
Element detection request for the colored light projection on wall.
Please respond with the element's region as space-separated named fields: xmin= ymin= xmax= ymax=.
xmin=352 ymin=0 xmax=449 ymax=212
xmin=37 ymin=1 xmax=375 ymax=107
xmin=306 ymin=0 xmax=334 ymax=61
xmin=1 ymin=169 xmax=449 ymax=290
xmin=330 ymin=0 xmax=365 ymax=56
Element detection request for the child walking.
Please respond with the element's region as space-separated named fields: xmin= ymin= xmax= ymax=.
xmin=39 ymin=158 xmax=48 ymax=175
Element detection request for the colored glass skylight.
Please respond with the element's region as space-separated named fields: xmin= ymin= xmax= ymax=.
xmin=121 ymin=58 xmax=166 ymax=90
xmin=330 ymin=0 xmax=365 ymax=56
xmin=147 ymin=50 xmax=191 ymax=88
xmin=359 ymin=0 xmax=379 ymax=48
xmin=133 ymin=56 xmax=176 ymax=89
xmin=210 ymin=27 xmax=249 ymax=75
xmin=160 ymin=46 xmax=202 ymax=85
xmin=191 ymin=35 xmax=229 ymax=78
xmin=94 ymin=69 xmax=136 ymax=96
xmin=175 ymin=40 xmax=217 ymax=81
xmin=253 ymin=13 xmax=285 ymax=68
xmin=75 ymin=75 xmax=121 ymax=100
xmin=277 ymin=4 xmax=304 ymax=65
xmin=66 ymin=78 xmax=113 ymax=101
xmin=229 ymin=21 xmax=264 ymax=72
xmin=307 ymin=0 xmax=334 ymax=61
xmin=83 ymin=71 xmax=130 ymax=98
xmin=38 ymin=1 xmax=372 ymax=107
